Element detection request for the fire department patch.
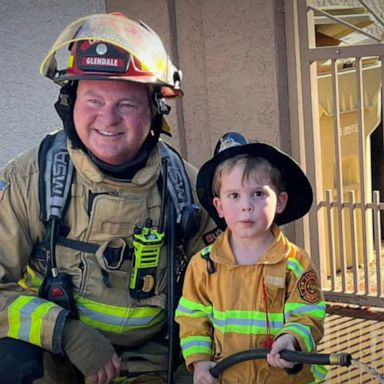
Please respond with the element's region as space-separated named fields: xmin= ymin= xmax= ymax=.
xmin=297 ymin=269 xmax=320 ymax=303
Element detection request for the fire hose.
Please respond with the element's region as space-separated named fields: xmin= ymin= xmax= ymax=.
xmin=209 ymin=349 xmax=352 ymax=378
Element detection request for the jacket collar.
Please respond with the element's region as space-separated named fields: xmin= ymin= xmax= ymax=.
xmin=211 ymin=225 xmax=290 ymax=266
xmin=68 ymin=140 xmax=161 ymax=188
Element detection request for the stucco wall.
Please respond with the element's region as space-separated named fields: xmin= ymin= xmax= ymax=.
xmin=106 ymin=0 xmax=289 ymax=167
xmin=0 ymin=0 xmax=106 ymax=167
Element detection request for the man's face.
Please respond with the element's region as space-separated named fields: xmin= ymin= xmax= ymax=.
xmin=73 ymin=80 xmax=152 ymax=165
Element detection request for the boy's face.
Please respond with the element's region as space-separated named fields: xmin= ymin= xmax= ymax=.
xmin=213 ymin=163 xmax=287 ymax=241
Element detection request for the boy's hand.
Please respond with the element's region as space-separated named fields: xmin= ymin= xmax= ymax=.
xmin=266 ymin=333 xmax=297 ymax=369
xmin=193 ymin=360 xmax=218 ymax=384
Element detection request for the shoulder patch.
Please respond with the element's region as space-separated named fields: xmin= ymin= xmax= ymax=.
xmin=0 ymin=179 xmax=9 ymax=200
xmin=202 ymin=227 xmax=222 ymax=245
xmin=297 ymin=269 xmax=320 ymax=303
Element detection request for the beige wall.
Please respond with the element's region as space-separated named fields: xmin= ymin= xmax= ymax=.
xmin=107 ymin=0 xmax=290 ymax=167
xmin=0 ymin=0 xmax=105 ymax=168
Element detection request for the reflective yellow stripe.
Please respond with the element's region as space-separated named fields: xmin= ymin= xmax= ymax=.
xmin=28 ymin=266 xmax=43 ymax=286
xmin=77 ymin=296 xmax=165 ymax=333
xmin=17 ymin=265 xmax=43 ymax=293
xmin=30 ymin=303 xmax=51 ymax=345
xmin=7 ymin=300 xmax=22 ymax=339
xmin=8 ymin=296 xmax=57 ymax=347
xmin=17 ymin=278 xmax=29 ymax=291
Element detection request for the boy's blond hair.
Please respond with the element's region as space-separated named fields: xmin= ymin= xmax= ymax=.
xmin=212 ymin=154 xmax=286 ymax=197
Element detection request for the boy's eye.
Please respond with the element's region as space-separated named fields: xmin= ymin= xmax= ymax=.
xmin=229 ymin=192 xmax=239 ymax=199
xmin=253 ymin=191 xmax=265 ymax=197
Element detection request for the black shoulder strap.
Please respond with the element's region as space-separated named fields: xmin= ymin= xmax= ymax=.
xmin=38 ymin=130 xmax=74 ymax=223
xmin=200 ymin=245 xmax=216 ymax=274
xmin=38 ymin=134 xmax=194 ymax=226
xmin=158 ymin=140 xmax=194 ymax=224
xmin=37 ymin=134 xmax=198 ymax=247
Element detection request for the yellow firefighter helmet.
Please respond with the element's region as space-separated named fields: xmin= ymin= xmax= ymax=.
xmin=40 ymin=13 xmax=183 ymax=98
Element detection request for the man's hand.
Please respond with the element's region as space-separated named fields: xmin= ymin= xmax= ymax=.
xmin=192 ymin=360 xmax=218 ymax=384
xmin=86 ymin=353 xmax=121 ymax=384
xmin=266 ymin=333 xmax=297 ymax=369
xmin=62 ymin=319 xmax=119 ymax=379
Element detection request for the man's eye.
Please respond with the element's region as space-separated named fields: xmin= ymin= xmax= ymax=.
xmin=88 ymin=99 xmax=101 ymax=105
xmin=120 ymin=102 xmax=136 ymax=109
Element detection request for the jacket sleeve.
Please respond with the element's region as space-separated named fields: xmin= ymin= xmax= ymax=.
xmin=0 ymin=149 xmax=69 ymax=354
xmin=175 ymin=252 xmax=213 ymax=370
xmin=276 ymin=245 xmax=326 ymax=353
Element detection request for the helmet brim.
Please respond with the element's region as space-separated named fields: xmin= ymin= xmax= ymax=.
xmin=196 ymin=141 xmax=313 ymax=229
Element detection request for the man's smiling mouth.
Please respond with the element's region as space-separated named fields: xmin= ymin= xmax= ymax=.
xmin=96 ymin=129 xmax=122 ymax=137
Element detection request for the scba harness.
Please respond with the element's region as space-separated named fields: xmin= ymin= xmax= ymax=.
xmin=36 ymin=129 xmax=201 ymax=311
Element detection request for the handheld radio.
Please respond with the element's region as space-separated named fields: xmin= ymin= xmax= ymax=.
xmin=129 ymin=218 xmax=164 ymax=299
xmin=129 ymin=158 xmax=168 ymax=299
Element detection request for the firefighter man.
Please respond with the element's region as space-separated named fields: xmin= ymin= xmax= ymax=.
xmin=0 ymin=13 xmax=218 ymax=384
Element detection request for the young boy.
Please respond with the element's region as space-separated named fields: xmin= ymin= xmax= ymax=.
xmin=175 ymin=132 xmax=326 ymax=383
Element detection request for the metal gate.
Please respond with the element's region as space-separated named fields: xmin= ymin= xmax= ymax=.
xmin=285 ymin=0 xmax=384 ymax=307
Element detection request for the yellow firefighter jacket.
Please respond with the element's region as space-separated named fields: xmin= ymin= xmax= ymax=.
xmin=175 ymin=226 xmax=326 ymax=383
xmin=0 ymin=136 xmax=216 ymax=356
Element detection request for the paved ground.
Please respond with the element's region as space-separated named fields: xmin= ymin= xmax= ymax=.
xmin=317 ymin=304 xmax=384 ymax=383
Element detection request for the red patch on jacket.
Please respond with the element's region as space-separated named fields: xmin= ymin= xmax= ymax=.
xmin=202 ymin=227 xmax=222 ymax=245
xmin=297 ymin=270 xmax=320 ymax=303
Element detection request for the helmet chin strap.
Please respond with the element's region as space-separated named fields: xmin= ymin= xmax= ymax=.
xmin=87 ymin=140 xmax=151 ymax=180
xmin=87 ymin=123 xmax=161 ymax=180
xmin=54 ymin=81 xmax=84 ymax=149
